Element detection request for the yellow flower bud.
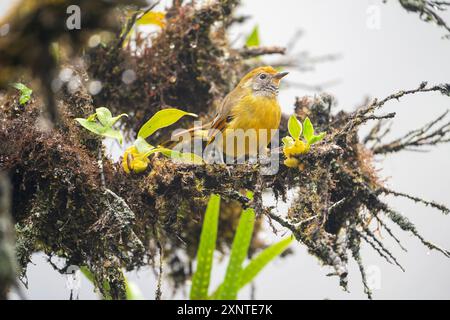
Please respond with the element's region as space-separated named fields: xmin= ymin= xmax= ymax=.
xmin=131 ymin=158 xmax=150 ymax=173
xmin=292 ymin=139 xmax=308 ymax=154
xmin=283 ymin=145 xmax=293 ymax=158
xmin=283 ymin=139 xmax=309 ymax=157
xmin=122 ymin=146 xmax=149 ymax=174
xmin=284 ymin=157 xmax=299 ymax=168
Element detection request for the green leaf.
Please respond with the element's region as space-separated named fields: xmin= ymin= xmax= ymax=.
xmin=282 ymin=136 xmax=295 ymax=148
xmin=217 ymin=208 xmax=255 ymax=300
xmin=102 ymin=128 xmax=124 ymax=145
xmin=288 ymin=115 xmax=302 ymax=140
xmin=12 ymin=83 xmax=30 ymax=93
xmin=239 ymin=236 xmax=293 ymax=289
xmin=246 ymin=190 xmax=254 ymax=200
xmin=134 ymin=138 xmax=203 ymax=164
xmin=137 ymin=108 xmax=197 ymax=139
xmin=75 ymin=118 xmax=124 ymax=145
xmin=81 ymin=266 xmax=143 ymax=300
xmin=134 ymin=136 xmax=154 ymax=154
xmin=95 ymin=107 xmax=113 ymax=127
xmin=19 ymin=95 xmax=30 ymax=105
xmin=75 ymin=118 xmax=106 ymax=135
xmin=302 ymin=117 xmax=326 ymax=145
xmin=245 ymin=25 xmax=260 ymax=47
xmin=12 ymin=83 xmax=32 ymax=105
xmin=95 ymin=107 xmax=127 ymax=128
xmin=110 ymin=113 xmax=128 ymax=127
xmin=303 ymin=117 xmax=314 ymax=143
xmin=76 ymin=107 xmax=127 ymax=145
xmin=158 ymin=148 xmax=204 ymax=164
xmin=80 ymin=266 xmax=94 ymax=282
xmin=190 ymin=194 xmax=221 ymax=300
xmin=124 ymin=277 xmax=144 ymax=300
xmin=87 ymin=113 xmax=97 ymax=122
xmin=309 ymin=132 xmax=326 ymax=145
xmin=80 ymin=266 xmax=112 ymax=300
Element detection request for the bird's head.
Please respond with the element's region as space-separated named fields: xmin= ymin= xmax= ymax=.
xmin=238 ymin=66 xmax=289 ymax=97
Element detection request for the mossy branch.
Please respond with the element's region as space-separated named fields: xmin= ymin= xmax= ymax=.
xmin=1 ymin=0 xmax=450 ymax=300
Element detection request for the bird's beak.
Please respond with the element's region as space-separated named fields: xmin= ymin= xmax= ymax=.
xmin=273 ymin=71 xmax=289 ymax=80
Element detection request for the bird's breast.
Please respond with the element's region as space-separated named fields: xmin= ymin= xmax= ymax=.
xmin=229 ymin=95 xmax=281 ymax=131
xmin=219 ymin=94 xmax=282 ymax=157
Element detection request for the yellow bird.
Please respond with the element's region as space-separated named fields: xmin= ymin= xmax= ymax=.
xmin=208 ymin=66 xmax=288 ymax=158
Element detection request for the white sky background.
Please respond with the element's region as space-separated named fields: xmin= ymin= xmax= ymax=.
xmin=2 ymin=0 xmax=450 ymax=299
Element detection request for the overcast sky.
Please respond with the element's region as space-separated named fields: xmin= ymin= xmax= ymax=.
xmin=2 ymin=0 xmax=450 ymax=299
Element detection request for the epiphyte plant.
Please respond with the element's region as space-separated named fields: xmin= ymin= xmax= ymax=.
xmin=75 ymin=107 xmax=128 ymax=145
xmin=283 ymin=115 xmax=326 ymax=168
xmin=190 ymin=194 xmax=293 ymax=300
xmin=12 ymin=82 xmax=32 ymax=105
xmin=123 ymin=108 xmax=203 ymax=173
xmin=75 ymin=107 xmax=203 ymax=174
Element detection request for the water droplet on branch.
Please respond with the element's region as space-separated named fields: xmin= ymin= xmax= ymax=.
xmin=122 ymin=69 xmax=137 ymax=85
xmin=88 ymin=80 xmax=102 ymax=95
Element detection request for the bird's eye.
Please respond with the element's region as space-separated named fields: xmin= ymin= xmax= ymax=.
xmin=259 ymin=74 xmax=267 ymax=80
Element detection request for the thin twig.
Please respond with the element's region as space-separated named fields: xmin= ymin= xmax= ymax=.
xmin=286 ymin=29 xmax=304 ymax=51
xmin=239 ymin=46 xmax=286 ymax=58
xmin=348 ymin=230 xmax=372 ymax=299
xmin=272 ymin=52 xmax=341 ymax=72
xmin=336 ymin=82 xmax=450 ymax=140
xmin=363 ymin=119 xmax=392 ymax=146
xmin=398 ymin=0 xmax=450 ymax=36
xmin=117 ymin=1 xmax=160 ymax=47
xmin=360 ymin=112 xmax=396 ymax=122
xmin=155 ymin=242 xmax=163 ymax=300
xmin=372 ymin=212 xmax=408 ymax=252
xmin=381 ymin=187 xmax=450 ymax=214
xmin=362 ymin=227 xmax=405 ymax=272
xmin=373 ymin=110 xmax=450 ymax=154
xmin=384 ymin=208 xmax=450 ymax=258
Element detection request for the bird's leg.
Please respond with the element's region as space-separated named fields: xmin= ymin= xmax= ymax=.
xmin=222 ymin=155 xmax=235 ymax=176
xmin=203 ymin=145 xmax=233 ymax=176
xmin=258 ymin=147 xmax=271 ymax=164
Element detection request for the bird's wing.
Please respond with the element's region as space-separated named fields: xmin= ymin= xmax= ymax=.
xmin=159 ymin=120 xmax=213 ymax=147
xmin=208 ymin=88 xmax=245 ymax=143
